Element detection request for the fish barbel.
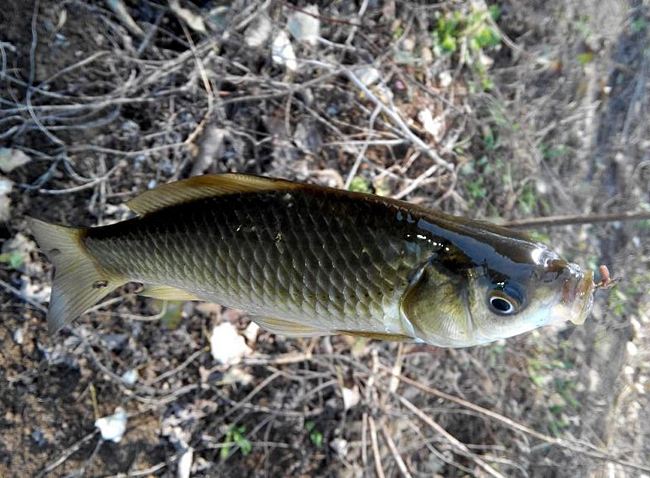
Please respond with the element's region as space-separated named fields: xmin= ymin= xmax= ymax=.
xmin=27 ymin=174 xmax=598 ymax=347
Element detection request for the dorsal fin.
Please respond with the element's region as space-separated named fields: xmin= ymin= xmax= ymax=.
xmin=127 ymin=173 xmax=299 ymax=215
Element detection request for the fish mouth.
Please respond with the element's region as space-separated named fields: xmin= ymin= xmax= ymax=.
xmin=560 ymin=265 xmax=595 ymax=325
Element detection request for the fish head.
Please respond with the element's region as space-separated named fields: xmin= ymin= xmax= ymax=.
xmin=400 ymin=219 xmax=597 ymax=347
xmin=462 ymin=253 xmax=595 ymax=345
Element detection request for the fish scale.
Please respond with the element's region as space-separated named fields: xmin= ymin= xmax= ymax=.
xmin=83 ymin=190 xmax=427 ymax=334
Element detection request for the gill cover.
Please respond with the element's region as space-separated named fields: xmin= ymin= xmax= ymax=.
xmin=399 ymin=258 xmax=473 ymax=346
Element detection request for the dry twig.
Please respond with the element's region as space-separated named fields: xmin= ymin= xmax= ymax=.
xmin=384 ymin=368 xmax=650 ymax=474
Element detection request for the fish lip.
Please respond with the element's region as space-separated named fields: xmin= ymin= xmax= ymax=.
xmin=561 ymin=266 xmax=595 ymax=325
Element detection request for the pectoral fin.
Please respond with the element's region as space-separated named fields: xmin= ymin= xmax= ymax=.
xmin=254 ymin=316 xmax=329 ymax=337
xmin=139 ymin=284 xmax=202 ymax=302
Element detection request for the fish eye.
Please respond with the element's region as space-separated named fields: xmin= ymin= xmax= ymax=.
xmin=487 ymin=286 xmax=522 ymax=316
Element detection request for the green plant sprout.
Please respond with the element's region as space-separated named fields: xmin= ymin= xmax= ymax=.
xmin=433 ymin=5 xmax=502 ymax=90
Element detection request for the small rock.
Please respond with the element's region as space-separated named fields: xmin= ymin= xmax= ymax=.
xmin=221 ymin=367 xmax=254 ymax=386
xmin=100 ymin=333 xmax=128 ymax=351
xmin=95 ymin=407 xmax=128 ymax=443
xmin=195 ymin=302 xmax=221 ymax=317
xmin=121 ymin=369 xmax=139 ymax=386
xmin=31 ymin=429 xmax=47 ymax=447
xmin=626 ymin=341 xmax=638 ymax=356
xmin=438 ymin=71 xmax=453 ymax=88
xmin=401 ymin=37 xmax=415 ymax=51
xmin=13 ymin=328 xmax=24 ymax=345
xmin=330 ymin=438 xmax=348 ymax=458
xmin=355 ymin=66 xmax=381 ymax=87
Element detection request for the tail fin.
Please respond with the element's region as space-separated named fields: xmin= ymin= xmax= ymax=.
xmin=26 ymin=217 xmax=126 ymax=334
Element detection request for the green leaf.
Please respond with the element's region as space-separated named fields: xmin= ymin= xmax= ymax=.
xmin=310 ymin=429 xmax=323 ymax=447
xmin=474 ymin=26 xmax=501 ymax=49
xmin=234 ymin=431 xmax=252 ymax=456
xmin=440 ymin=34 xmax=457 ymax=53
xmin=489 ymin=5 xmax=501 ymax=21
xmin=631 ymin=18 xmax=647 ymax=33
xmin=348 ymin=176 xmax=372 ymax=194
xmin=220 ymin=437 xmax=231 ymax=460
xmin=0 ymin=251 xmax=24 ymax=269
xmin=305 ymin=421 xmax=323 ymax=447
xmin=529 ymin=373 xmax=545 ymax=387
xmin=483 ymin=129 xmax=497 ymax=150
xmin=222 ymin=426 xmax=252 ymax=459
xmin=160 ymin=301 xmax=184 ymax=329
xmin=577 ymin=52 xmax=594 ymax=65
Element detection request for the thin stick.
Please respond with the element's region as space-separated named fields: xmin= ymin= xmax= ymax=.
xmin=37 ymin=431 xmax=99 ymax=477
xmin=502 ymin=211 xmax=650 ymax=228
xmin=388 ymin=343 xmax=404 ymax=393
xmin=25 ymin=0 xmax=63 ymax=146
xmin=392 ymin=163 xmax=439 ymax=200
xmin=383 ymin=368 xmax=650 ymax=473
xmin=0 ymin=278 xmax=47 ymax=312
xmin=105 ymin=0 xmax=144 ymax=37
xmin=146 ymin=348 xmax=206 ymax=386
xmin=380 ymin=426 xmax=413 ymax=478
xmin=398 ymin=395 xmax=505 ymax=478
xmin=343 ymin=69 xmax=454 ymax=172
xmin=344 ymin=104 xmax=381 ymax=189
xmin=361 ymin=413 xmax=369 ymax=470
xmin=368 ymin=416 xmax=386 ymax=478
xmin=281 ymin=0 xmax=364 ymax=28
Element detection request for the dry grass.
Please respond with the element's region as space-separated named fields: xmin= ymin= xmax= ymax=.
xmin=1 ymin=0 xmax=649 ymax=476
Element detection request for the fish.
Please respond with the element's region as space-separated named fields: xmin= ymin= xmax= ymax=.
xmin=26 ymin=173 xmax=598 ymax=347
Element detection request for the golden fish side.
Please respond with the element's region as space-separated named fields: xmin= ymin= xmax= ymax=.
xmin=27 ymin=174 xmax=596 ymax=346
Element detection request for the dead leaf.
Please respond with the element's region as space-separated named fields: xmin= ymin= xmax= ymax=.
xmin=417 ymin=109 xmax=446 ymax=142
xmin=287 ymin=5 xmax=320 ymax=46
xmin=210 ymin=322 xmax=251 ymax=365
xmin=0 ymin=148 xmax=31 ymax=173
xmin=244 ymin=14 xmax=272 ymax=48
xmin=169 ymin=0 xmax=206 ymax=33
xmin=342 ymin=385 xmax=361 ymax=410
xmin=0 ymin=177 xmax=13 ymax=222
xmin=272 ymin=30 xmax=297 ymax=71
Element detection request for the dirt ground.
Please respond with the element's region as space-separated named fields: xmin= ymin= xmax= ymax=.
xmin=1 ymin=0 xmax=649 ymax=477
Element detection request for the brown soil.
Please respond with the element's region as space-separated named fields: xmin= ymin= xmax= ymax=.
xmin=1 ymin=0 xmax=648 ymax=477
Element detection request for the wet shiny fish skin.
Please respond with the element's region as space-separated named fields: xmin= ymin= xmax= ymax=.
xmin=27 ymin=174 xmax=595 ymax=345
xmin=85 ymin=187 xmax=431 ymax=335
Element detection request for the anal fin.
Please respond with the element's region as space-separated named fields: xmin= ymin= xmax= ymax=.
xmin=336 ymin=330 xmax=412 ymax=341
xmin=139 ymin=284 xmax=202 ymax=302
xmin=254 ymin=316 xmax=329 ymax=337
